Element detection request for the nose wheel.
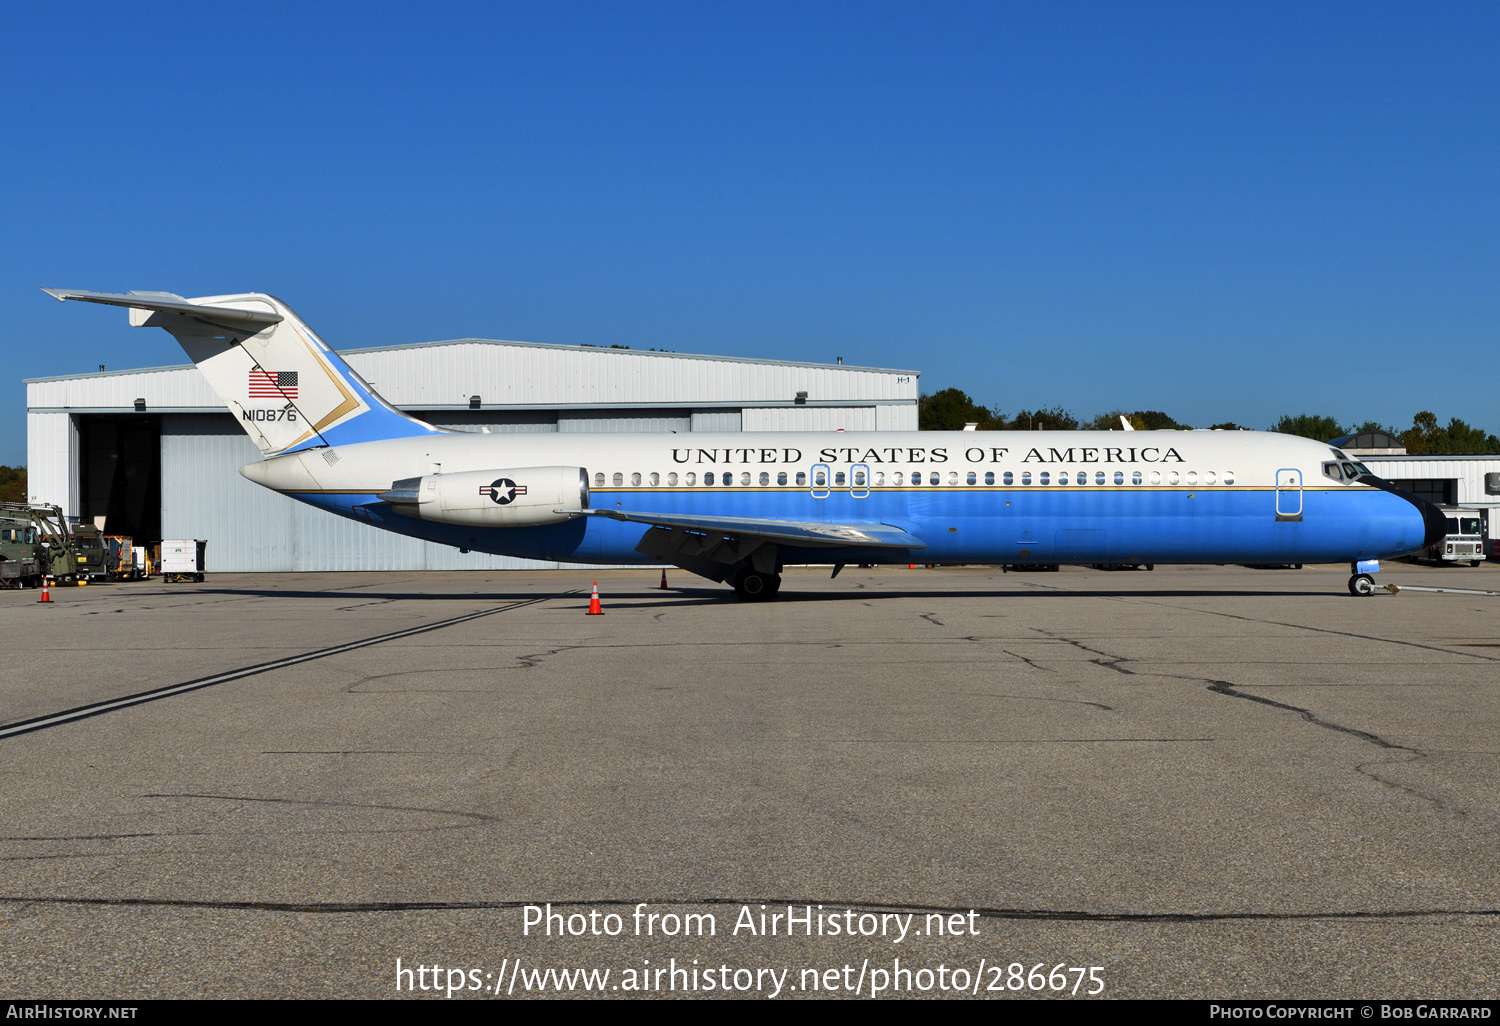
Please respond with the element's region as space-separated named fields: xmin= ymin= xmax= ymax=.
xmin=1347 ymin=573 xmax=1376 ymax=596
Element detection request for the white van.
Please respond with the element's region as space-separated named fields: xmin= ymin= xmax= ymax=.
xmin=1418 ymin=507 xmax=1485 ymax=566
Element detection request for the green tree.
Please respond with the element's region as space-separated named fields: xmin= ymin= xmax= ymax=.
xmin=1347 ymin=420 xmax=1395 ymax=435
xmin=1085 ymin=409 xmax=1185 ymax=431
xmin=1271 ymin=414 xmax=1344 ymax=441
xmin=918 ymin=388 xmax=997 ymax=431
xmin=1402 ymin=412 xmax=1500 ymax=455
xmin=1131 ymin=410 xmax=1183 ymax=430
xmin=1208 ymin=422 xmax=1243 ymax=431
xmin=1001 ymin=406 xmax=1080 ymax=431
xmin=1084 ymin=410 xmax=1143 ymax=431
xmin=0 ymin=466 xmax=25 ymax=504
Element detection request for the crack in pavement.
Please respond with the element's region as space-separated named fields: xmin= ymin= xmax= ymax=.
xmin=1139 ymin=602 xmax=1500 ymax=663
xmin=137 ymin=793 xmax=498 ymax=833
xmin=0 ymin=895 xmax=1495 ymax=923
xmin=1033 ymin=631 xmax=1138 ymax=675
xmin=1204 ymin=681 xmax=1406 ymax=751
xmin=346 ymin=646 xmax=579 ymax=692
xmin=260 ymin=751 xmax=489 ymax=757
xmin=1000 ymin=577 xmax=1500 ymax=665
xmin=1000 ymin=648 xmax=1051 ymax=672
xmin=942 ymin=691 xmax=1114 ymax=711
xmin=1199 ymin=680 xmax=1467 ymax=816
xmin=1018 ymin=622 xmax=1462 ymax=816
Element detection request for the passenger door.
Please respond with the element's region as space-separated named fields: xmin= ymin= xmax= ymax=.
xmin=1275 ymin=469 xmax=1303 ymax=521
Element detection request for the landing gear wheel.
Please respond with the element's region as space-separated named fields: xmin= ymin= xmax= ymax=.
xmin=1348 ymin=573 xmax=1376 ymax=596
xmin=733 ymin=569 xmax=778 ymax=601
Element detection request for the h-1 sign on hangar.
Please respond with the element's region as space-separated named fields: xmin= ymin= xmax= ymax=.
xmin=26 ymin=337 xmax=919 ymax=572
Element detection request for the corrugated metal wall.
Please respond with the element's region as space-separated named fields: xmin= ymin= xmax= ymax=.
xmin=25 ymin=412 xmax=78 ymax=514
xmin=742 ymin=407 xmax=878 ymax=431
xmin=161 ymin=415 xmax=294 ymax=570
xmin=424 ymin=411 xmax=560 ymax=433
xmin=27 ymin=365 xmax=215 ymax=412
xmin=876 ymin=404 xmax=918 ymax=431
xmin=559 ymin=411 xmax=693 ymax=433
xmin=30 ymin=342 xmax=918 ymax=413
xmin=691 ymin=410 xmax=742 ymax=432
xmin=1363 ymin=456 xmax=1500 ymax=508
xmin=346 ymin=340 xmax=916 ymax=409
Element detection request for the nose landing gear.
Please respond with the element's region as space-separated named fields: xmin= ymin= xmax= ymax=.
xmin=1348 ymin=573 xmax=1376 ymax=596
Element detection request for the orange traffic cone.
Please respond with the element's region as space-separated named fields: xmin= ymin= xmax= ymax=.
xmin=659 ymin=568 xmax=669 ymax=590
xmin=908 ymin=564 xmax=916 ymax=570
xmin=586 ymin=581 xmax=604 ymax=615
xmin=38 ymin=577 xmax=51 ymax=603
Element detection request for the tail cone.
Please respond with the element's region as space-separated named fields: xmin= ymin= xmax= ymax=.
xmin=586 ymin=581 xmax=604 ymax=615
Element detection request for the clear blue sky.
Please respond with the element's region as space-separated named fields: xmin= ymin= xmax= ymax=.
xmin=4 ymin=1 xmax=1497 ymax=464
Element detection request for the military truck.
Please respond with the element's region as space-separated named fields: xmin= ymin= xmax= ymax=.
xmin=0 ymin=503 xmax=108 ymax=584
xmin=67 ymin=522 xmax=108 ymax=581
xmin=0 ymin=520 xmax=43 ymax=588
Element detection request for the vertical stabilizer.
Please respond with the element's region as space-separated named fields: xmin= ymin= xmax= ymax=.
xmin=43 ymin=289 xmax=440 ymax=456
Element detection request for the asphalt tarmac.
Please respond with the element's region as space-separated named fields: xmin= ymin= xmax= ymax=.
xmin=1 ymin=561 xmax=1497 ymax=1000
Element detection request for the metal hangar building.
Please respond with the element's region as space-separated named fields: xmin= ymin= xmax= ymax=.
xmin=25 ymin=338 xmax=920 ymax=572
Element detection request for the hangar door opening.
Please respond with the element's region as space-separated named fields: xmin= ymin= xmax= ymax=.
xmin=77 ymin=414 xmax=161 ymax=542
xmin=1389 ymin=479 xmax=1457 ymax=506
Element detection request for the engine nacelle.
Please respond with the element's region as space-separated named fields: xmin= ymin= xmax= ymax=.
xmin=379 ymin=467 xmax=589 ymax=527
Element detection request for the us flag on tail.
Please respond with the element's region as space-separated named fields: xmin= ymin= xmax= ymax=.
xmin=248 ymin=369 xmax=298 ymax=398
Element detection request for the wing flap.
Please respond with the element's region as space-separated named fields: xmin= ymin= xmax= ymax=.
xmin=570 ymin=508 xmax=926 ymax=549
xmin=41 ymin=288 xmax=284 ymax=329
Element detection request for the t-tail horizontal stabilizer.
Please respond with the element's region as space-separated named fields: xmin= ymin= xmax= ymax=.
xmin=41 ymin=289 xmax=284 ymax=329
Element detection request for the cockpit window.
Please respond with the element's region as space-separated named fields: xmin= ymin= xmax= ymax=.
xmin=1322 ymin=462 xmax=1343 ymax=482
xmin=1353 ymin=463 xmax=1371 ymax=475
xmin=1341 ymin=462 xmax=1358 ymax=478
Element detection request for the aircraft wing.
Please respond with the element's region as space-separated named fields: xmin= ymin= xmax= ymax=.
xmin=41 ymin=289 xmax=283 ymax=329
xmin=570 ymin=508 xmax=926 ymax=549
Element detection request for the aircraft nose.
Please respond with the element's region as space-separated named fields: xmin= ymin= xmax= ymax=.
xmin=1358 ymin=473 xmax=1447 ymax=550
xmin=1412 ymin=494 xmax=1448 ymax=549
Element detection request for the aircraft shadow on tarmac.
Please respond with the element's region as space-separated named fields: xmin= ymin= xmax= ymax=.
xmin=187 ymin=585 xmax=1339 ymax=606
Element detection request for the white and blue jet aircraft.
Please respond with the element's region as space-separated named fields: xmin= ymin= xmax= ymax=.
xmin=45 ymin=289 xmax=1446 ymax=599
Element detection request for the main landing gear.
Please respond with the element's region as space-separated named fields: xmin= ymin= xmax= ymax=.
xmin=733 ymin=568 xmax=782 ymax=601
xmin=1347 ymin=573 xmax=1376 ymax=596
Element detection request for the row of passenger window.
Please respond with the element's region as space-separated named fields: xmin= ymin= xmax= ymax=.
xmin=593 ymin=469 xmax=1234 ymax=487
